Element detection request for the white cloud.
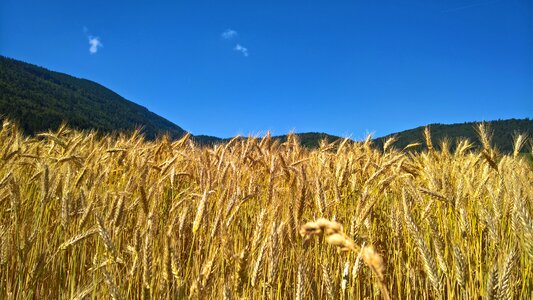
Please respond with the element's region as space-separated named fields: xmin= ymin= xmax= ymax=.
xmin=83 ymin=26 xmax=103 ymax=54
xmin=221 ymin=29 xmax=249 ymax=57
xmin=234 ymin=44 xmax=249 ymax=57
xmin=222 ymin=29 xmax=238 ymax=40
xmin=88 ymin=36 xmax=103 ymax=54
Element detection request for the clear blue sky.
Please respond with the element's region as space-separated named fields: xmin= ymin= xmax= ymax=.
xmin=1 ymin=0 xmax=532 ymax=138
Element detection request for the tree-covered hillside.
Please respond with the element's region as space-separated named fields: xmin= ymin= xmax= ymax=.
xmin=0 ymin=56 xmax=187 ymax=139
xmin=374 ymin=119 xmax=533 ymax=153
xmin=0 ymin=56 xmax=343 ymax=146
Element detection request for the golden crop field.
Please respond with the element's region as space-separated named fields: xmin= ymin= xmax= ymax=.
xmin=0 ymin=120 xmax=531 ymax=299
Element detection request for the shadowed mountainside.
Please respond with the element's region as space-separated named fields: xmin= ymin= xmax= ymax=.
xmin=0 ymin=55 xmax=187 ymax=140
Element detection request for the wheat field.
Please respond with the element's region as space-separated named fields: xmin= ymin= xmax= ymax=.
xmin=0 ymin=120 xmax=532 ymax=299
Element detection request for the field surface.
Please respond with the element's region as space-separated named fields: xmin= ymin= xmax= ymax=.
xmin=0 ymin=121 xmax=532 ymax=299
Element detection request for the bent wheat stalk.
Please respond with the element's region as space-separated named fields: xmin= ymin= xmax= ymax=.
xmin=300 ymin=218 xmax=390 ymax=300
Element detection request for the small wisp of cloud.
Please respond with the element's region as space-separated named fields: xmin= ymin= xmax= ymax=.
xmin=221 ymin=29 xmax=248 ymax=57
xmin=221 ymin=29 xmax=238 ymax=40
xmin=83 ymin=26 xmax=103 ymax=54
xmin=88 ymin=36 xmax=103 ymax=54
xmin=234 ymin=44 xmax=249 ymax=57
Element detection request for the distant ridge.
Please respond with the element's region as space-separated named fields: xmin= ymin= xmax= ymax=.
xmin=374 ymin=119 xmax=533 ymax=153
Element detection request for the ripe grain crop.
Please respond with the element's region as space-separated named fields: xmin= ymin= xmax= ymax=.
xmin=0 ymin=120 xmax=532 ymax=299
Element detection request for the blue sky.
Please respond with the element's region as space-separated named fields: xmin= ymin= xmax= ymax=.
xmin=1 ymin=0 xmax=531 ymax=139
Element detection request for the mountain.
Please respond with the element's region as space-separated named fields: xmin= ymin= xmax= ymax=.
xmin=273 ymin=132 xmax=343 ymax=148
xmin=0 ymin=55 xmax=187 ymax=139
xmin=1 ymin=56 xmax=530 ymax=151
xmin=193 ymin=132 xmax=344 ymax=149
xmin=0 ymin=56 xmax=344 ymax=146
xmin=374 ymin=119 xmax=533 ymax=153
